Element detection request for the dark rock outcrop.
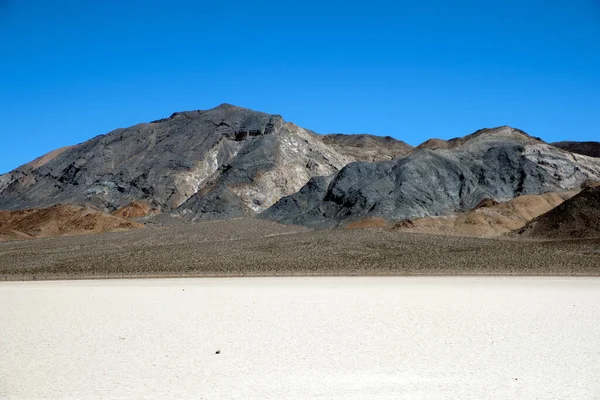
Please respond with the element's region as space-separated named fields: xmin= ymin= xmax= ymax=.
xmin=517 ymin=186 xmax=600 ymax=239
xmin=551 ymin=141 xmax=600 ymax=158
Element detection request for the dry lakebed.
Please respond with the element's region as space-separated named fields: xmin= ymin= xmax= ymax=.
xmin=1 ymin=277 xmax=599 ymax=399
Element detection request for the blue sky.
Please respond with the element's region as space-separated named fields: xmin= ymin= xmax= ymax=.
xmin=1 ymin=0 xmax=599 ymax=173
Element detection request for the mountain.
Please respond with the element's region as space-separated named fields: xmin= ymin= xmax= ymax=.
xmin=0 ymin=104 xmax=365 ymax=221
xmin=517 ymin=185 xmax=600 ymax=239
xmin=551 ymin=141 xmax=600 ymax=158
xmin=0 ymin=204 xmax=142 ymax=241
xmin=321 ymin=134 xmax=412 ymax=162
xmin=4 ymin=106 xmax=600 ymax=233
xmin=261 ymin=127 xmax=600 ymax=227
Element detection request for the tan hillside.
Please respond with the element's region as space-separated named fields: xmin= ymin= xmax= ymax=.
xmin=322 ymin=134 xmax=412 ymax=162
xmin=415 ymin=126 xmax=543 ymax=151
xmin=21 ymin=146 xmax=74 ymax=171
xmin=393 ymin=190 xmax=579 ymax=237
xmin=112 ymin=200 xmax=158 ymax=219
xmin=0 ymin=204 xmax=143 ymax=241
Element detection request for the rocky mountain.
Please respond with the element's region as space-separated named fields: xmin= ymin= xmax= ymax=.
xmin=0 ymin=204 xmax=142 ymax=241
xmin=517 ymin=185 xmax=600 ymax=239
xmin=260 ymin=127 xmax=600 ymax=227
xmin=551 ymin=141 xmax=600 ymax=158
xmin=0 ymin=104 xmax=365 ymax=221
xmin=4 ymin=106 xmax=600 ymax=233
xmin=321 ymin=134 xmax=412 ymax=162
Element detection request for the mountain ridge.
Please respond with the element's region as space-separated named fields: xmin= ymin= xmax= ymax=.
xmin=261 ymin=127 xmax=600 ymax=227
xmin=0 ymin=104 xmax=406 ymax=222
xmin=2 ymin=104 xmax=600 ymax=233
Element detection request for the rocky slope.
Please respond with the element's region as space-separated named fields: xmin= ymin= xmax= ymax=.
xmin=517 ymin=186 xmax=600 ymax=239
xmin=551 ymin=141 xmax=600 ymax=158
xmin=261 ymin=127 xmax=600 ymax=227
xmin=0 ymin=204 xmax=142 ymax=241
xmin=0 ymin=104 xmax=360 ymax=221
xmin=322 ymin=134 xmax=412 ymax=162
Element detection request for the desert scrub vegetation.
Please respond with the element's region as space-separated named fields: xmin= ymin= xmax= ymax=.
xmin=0 ymin=219 xmax=599 ymax=280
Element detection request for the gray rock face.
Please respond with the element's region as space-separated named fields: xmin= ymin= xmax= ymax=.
xmin=174 ymin=120 xmax=356 ymax=221
xmin=261 ymin=127 xmax=600 ymax=227
xmin=0 ymin=104 xmax=353 ymax=219
xmin=322 ymin=134 xmax=412 ymax=162
xmin=551 ymin=141 xmax=600 ymax=158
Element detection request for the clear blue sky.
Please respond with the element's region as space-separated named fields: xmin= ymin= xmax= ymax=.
xmin=1 ymin=0 xmax=599 ymax=173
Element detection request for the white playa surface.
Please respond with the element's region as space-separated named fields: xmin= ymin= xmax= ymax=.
xmin=1 ymin=277 xmax=599 ymax=400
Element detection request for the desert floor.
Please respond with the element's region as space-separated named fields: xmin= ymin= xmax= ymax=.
xmin=1 ymin=277 xmax=599 ymax=399
xmin=0 ymin=219 xmax=599 ymax=280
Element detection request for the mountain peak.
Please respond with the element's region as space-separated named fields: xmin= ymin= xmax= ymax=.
xmin=417 ymin=126 xmax=543 ymax=151
xmin=470 ymin=125 xmax=530 ymax=138
xmin=214 ymin=102 xmax=236 ymax=110
xmin=149 ymin=103 xmax=273 ymax=125
xmin=462 ymin=126 xmax=544 ymax=145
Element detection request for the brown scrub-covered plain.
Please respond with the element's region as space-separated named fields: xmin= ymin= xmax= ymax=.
xmin=1 ymin=218 xmax=598 ymax=281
